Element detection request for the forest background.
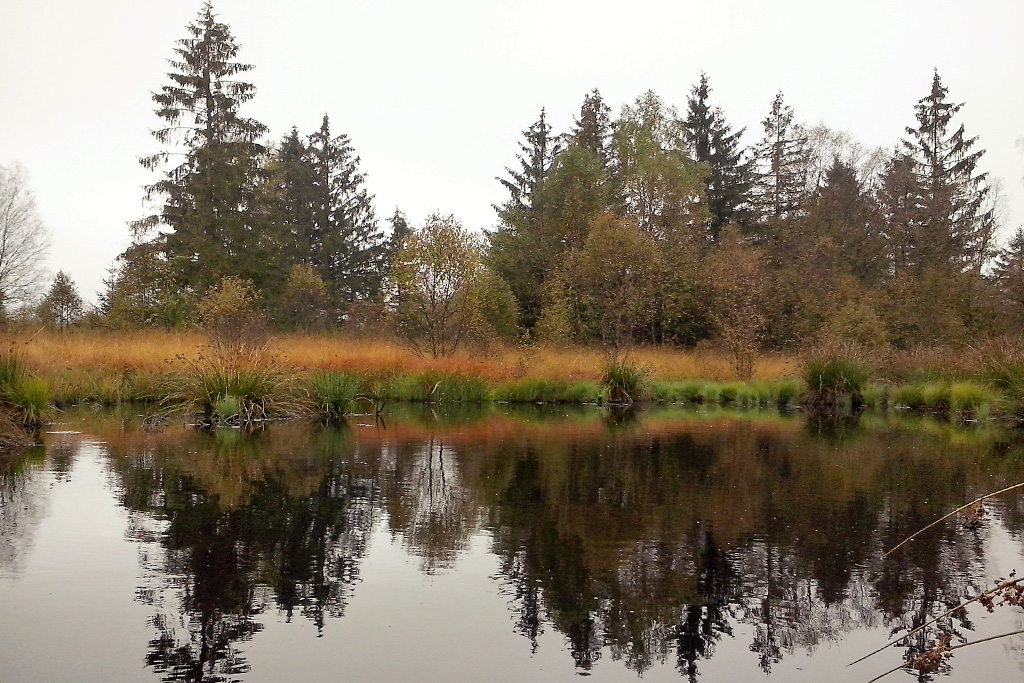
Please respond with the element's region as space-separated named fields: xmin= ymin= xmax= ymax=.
xmin=2 ymin=2 xmax=1024 ymax=375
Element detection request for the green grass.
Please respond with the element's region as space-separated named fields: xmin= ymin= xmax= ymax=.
xmin=380 ymin=372 xmax=490 ymax=403
xmin=6 ymin=377 xmax=52 ymax=427
xmin=921 ymin=382 xmax=952 ymax=413
xmin=308 ymin=371 xmax=366 ymax=419
xmin=602 ymin=355 xmax=647 ymax=404
xmin=165 ymin=346 xmax=300 ymax=425
xmin=949 ymin=382 xmax=998 ymax=420
xmin=0 ymin=350 xmax=52 ymax=427
xmin=891 ymin=384 xmax=926 ymax=410
xmin=490 ymin=377 xmax=602 ymax=403
xmin=803 ymin=354 xmax=870 ymax=407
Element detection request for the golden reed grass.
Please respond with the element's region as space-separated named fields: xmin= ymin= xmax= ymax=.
xmin=4 ymin=329 xmax=799 ymax=383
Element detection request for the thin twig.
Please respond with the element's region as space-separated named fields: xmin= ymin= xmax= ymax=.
xmin=885 ymin=481 xmax=1024 ymax=556
xmin=849 ymin=576 xmax=1024 ymax=666
xmin=866 ymin=629 xmax=1024 ymax=683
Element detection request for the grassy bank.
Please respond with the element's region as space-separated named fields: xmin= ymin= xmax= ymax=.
xmin=4 ymin=330 xmax=1024 ymax=425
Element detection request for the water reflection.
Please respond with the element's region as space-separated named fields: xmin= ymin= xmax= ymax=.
xmin=16 ymin=406 xmax=1024 ymax=681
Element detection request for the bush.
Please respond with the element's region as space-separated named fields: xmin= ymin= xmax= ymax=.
xmin=199 ymin=277 xmax=266 ymax=347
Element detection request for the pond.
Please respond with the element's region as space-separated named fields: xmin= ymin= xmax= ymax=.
xmin=2 ymin=404 xmax=1024 ymax=682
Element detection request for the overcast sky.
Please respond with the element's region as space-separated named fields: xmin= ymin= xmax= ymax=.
xmin=2 ymin=0 xmax=1022 ymax=302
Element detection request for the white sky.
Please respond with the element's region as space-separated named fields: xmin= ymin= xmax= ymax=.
xmin=2 ymin=0 xmax=1023 ymax=303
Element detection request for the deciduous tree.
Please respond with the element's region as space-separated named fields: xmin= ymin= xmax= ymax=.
xmin=0 ymin=162 xmax=50 ymax=309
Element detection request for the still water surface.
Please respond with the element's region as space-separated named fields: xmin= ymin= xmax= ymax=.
xmin=3 ymin=405 xmax=1024 ymax=682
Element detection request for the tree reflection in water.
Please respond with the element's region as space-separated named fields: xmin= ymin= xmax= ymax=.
xmin=79 ymin=405 xmax=1024 ymax=680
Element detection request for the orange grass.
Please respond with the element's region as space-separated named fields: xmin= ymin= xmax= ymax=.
xmin=2 ymin=329 xmax=799 ymax=384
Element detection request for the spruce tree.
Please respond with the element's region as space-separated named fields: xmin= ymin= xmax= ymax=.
xmin=497 ymin=108 xmax=564 ymax=216
xmin=43 ymin=271 xmax=84 ymax=327
xmin=876 ymin=153 xmax=926 ymax=277
xmin=266 ymin=127 xmax=317 ymax=268
xmin=306 ymin=114 xmax=385 ymax=313
xmin=991 ymin=227 xmax=1024 ymax=328
xmin=135 ymin=2 xmax=268 ymax=292
xmin=750 ymin=92 xmax=809 ymax=231
xmin=490 ymin=108 xmax=565 ymax=329
xmin=571 ymin=89 xmax=612 ymax=170
xmin=801 ymin=159 xmax=884 ymax=282
xmin=683 ymin=74 xmax=752 ymax=241
xmin=901 ymin=70 xmax=995 ymax=273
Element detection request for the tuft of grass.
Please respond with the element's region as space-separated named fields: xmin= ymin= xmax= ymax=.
xmin=165 ymin=345 xmax=301 ymax=425
xmin=602 ymin=353 xmax=647 ymax=404
xmin=891 ymin=384 xmax=927 ymax=410
xmin=0 ymin=350 xmax=53 ymax=427
xmin=861 ymin=382 xmax=889 ymax=409
xmin=803 ymin=350 xmax=870 ymax=407
xmin=949 ymin=382 xmax=997 ymax=420
xmin=774 ymin=380 xmax=802 ymax=407
xmin=6 ymin=377 xmax=52 ymax=427
xmin=921 ymin=382 xmax=952 ymax=413
xmin=308 ymin=371 xmax=366 ymax=419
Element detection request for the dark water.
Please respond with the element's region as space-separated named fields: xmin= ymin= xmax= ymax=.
xmin=3 ymin=405 xmax=1024 ymax=682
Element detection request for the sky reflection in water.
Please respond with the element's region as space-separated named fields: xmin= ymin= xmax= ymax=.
xmin=2 ymin=405 xmax=1024 ymax=682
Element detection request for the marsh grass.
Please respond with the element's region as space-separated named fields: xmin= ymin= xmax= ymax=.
xmin=949 ymin=382 xmax=998 ymax=420
xmin=602 ymin=353 xmax=648 ymax=404
xmin=489 ymin=377 xmax=602 ymax=403
xmin=165 ymin=345 xmax=303 ymax=425
xmin=803 ymin=347 xmax=870 ymax=407
xmin=307 ymin=371 xmax=367 ymax=419
xmin=0 ymin=349 xmax=53 ymax=428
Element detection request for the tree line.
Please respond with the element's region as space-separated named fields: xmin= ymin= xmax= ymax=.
xmin=7 ymin=2 xmax=1020 ymax=358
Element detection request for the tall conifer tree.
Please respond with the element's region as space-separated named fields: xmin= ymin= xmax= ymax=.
xmin=135 ymin=2 xmax=268 ymax=292
xmin=901 ymin=70 xmax=995 ymax=273
xmin=306 ymin=115 xmax=385 ymax=312
xmin=683 ymin=74 xmax=751 ymax=242
xmin=750 ymin=92 xmax=809 ymax=230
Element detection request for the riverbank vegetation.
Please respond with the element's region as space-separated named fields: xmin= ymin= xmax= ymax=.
xmin=3 ymin=5 xmax=1023 ymax=429
xmin=0 ymin=329 xmax=1024 ymax=428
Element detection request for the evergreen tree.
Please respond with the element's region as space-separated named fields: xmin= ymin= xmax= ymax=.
xmin=265 ymin=127 xmax=317 ymax=268
xmin=490 ymin=109 xmax=566 ymax=329
xmin=571 ymin=89 xmax=612 ymax=170
xmin=876 ymin=153 xmax=926 ymax=277
xmin=135 ymin=2 xmax=269 ymax=292
xmin=497 ymin=108 xmax=564 ymax=216
xmin=750 ymin=92 xmax=809 ymax=234
xmin=991 ymin=227 xmax=1024 ymax=329
xmin=306 ymin=114 xmax=386 ymax=314
xmin=683 ymin=74 xmax=752 ymax=241
xmin=901 ymin=70 xmax=996 ymax=273
xmin=43 ymin=271 xmax=84 ymax=328
xmin=801 ymin=159 xmax=885 ymax=282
